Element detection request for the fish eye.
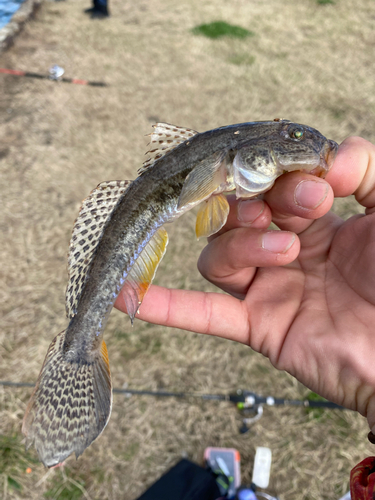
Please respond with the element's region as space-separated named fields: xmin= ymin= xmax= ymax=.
xmin=288 ymin=126 xmax=305 ymax=140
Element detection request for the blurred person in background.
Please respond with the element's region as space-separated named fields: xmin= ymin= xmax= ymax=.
xmin=84 ymin=0 xmax=109 ymax=18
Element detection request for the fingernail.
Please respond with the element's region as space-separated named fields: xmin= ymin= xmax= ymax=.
xmin=262 ymin=231 xmax=295 ymax=253
xmin=294 ymin=180 xmax=329 ymax=209
xmin=237 ymin=200 xmax=265 ymax=224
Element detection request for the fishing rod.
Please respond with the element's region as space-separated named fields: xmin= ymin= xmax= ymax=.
xmin=115 ymin=387 xmax=346 ymax=433
xmin=0 ymin=381 xmax=347 ymax=433
xmin=0 ymin=65 xmax=107 ymax=87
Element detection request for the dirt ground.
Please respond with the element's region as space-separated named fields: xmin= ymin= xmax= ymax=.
xmin=1 ymin=0 xmax=375 ymax=498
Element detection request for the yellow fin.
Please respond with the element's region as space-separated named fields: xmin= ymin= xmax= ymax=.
xmin=195 ymin=194 xmax=230 ymax=239
xmin=122 ymin=227 xmax=168 ymax=322
xmin=178 ymin=151 xmax=228 ymax=209
xmin=22 ymin=330 xmax=112 ymax=468
xmin=100 ymin=340 xmax=110 ymax=372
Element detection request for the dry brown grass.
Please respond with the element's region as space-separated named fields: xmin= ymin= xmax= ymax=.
xmin=1 ymin=0 xmax=375 ymax=498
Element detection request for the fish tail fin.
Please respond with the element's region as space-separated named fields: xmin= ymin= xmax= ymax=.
xmin=22 ymin=330 xmax=112 ymax=468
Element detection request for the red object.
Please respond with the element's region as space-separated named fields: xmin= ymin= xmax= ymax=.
xmin=0 ymin=68 xmax=25 ymax=76
xmin=350 ymin=457 xmax=375 ymax=499
xmin=70 ymin=79 xmax=88 ymax=85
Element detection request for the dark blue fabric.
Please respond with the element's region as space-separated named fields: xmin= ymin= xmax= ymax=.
xmin=135 ymin=459 xmax=221 ymax=500
xmin=95 ymin=0 xmax=107 ymax=8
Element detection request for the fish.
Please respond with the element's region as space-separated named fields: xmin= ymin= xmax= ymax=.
xmin=22 ymin=119 xmax=338 ymax=467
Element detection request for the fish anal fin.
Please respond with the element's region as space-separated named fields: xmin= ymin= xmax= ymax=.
xmin=66 ymin=180 xmax=132 ymax=319
xmin=121 ymin=227 xmax=168 ymax=322
xmin=139 ymin=123 xmax=198 ymax=174
xmin=23 ymin=330 xmax=112 ymax=468
xmin=178 ymin=151 xmax=228 ymax=209
xmin=195 ymin=194 xmax=230 ymax=239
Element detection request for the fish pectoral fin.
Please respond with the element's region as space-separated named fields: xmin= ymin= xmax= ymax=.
xmin=195 ymin=194 xmax=230 ymax=239
xmin=66 ymin=180 xmax=132 ymax=319
xmin=121 ymin=227 xmax=168 ymax=322
xmin=22 ymin=330 xmax=112 ymax=468
xmin=178 ymin=150 xmax=228 ymax=209
xmin=139 ymin=123 xmax=198 ymax=174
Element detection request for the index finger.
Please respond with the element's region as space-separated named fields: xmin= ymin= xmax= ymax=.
xmin=114 ymin=284 xmax=250 ymax=344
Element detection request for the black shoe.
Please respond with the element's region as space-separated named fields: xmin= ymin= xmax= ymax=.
xmin=90 ymin=9 xmax=109 ymax=18
xmin=84 ymin=7 xmax=96 ymax=13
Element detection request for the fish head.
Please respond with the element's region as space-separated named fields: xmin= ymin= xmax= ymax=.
xmin=232 ymin=121 xmax=338 ymax=198
xmin=271 ymin=121 xmax=338 ymax=177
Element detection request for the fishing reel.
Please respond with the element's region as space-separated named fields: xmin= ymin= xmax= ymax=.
xmin=230 ymin=390 xmax=267 ymax=434
xmin=49 ymin=65 xmax=65 ymax=80
xmin=229 ymin=388 xmax=344 ymax=434
xmin=238 ymin=405 xmax=264 ymax=434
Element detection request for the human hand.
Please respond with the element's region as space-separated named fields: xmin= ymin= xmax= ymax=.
xmin=115 ymin=136 xmax=375 ymax=434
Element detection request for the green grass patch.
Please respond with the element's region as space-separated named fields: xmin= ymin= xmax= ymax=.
xmin=228 ymin=54 xmax=255 ymax=66
xmin=192 ymin=21 xmax=254 ymax=40
xmin=305 ymin=391 xmax=330 ymax=420
xmin=90 ymin=466 xmax=106 ymax=484
xmin=121 ymin=442 xmax=140 ymax=461
xmin=328 ymin=106 xmax=346 ymax=120
xmin=317 ymin=0 xmax=335 ymax=4
xmin=0 ymin=433 xmax=38 ymax=493
xmin=253 ymin=363 xmax=271 ymax=374
xmin=114 ymin=329 xmax=132 ymax=341
xmin=149 ymin=338 xmax=162 ymax=354
xmin=44 ymin=468 xmax=87 ymax=499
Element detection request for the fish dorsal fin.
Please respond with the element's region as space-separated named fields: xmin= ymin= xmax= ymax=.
xmin=195 ymin=193 xmax=230 ymax=239
xmin=139 ymin=123 xmax=198 ymax=174
xmin=66 ymin=180 xmax=132 ymax=318
xmin=178 ymin=150 xmax=228 ymax=209
xmin=121 ymin=227 xmax=168 ymax=323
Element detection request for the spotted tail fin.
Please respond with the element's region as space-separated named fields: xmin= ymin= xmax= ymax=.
xmin=22 ymin=330 xmax=112 ymax=468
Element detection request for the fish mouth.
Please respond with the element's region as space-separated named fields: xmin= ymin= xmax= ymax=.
xmin=309 ymin=139 xmax=339 ymax=178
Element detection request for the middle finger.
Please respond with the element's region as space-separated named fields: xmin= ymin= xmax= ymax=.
xmin=198 ymin=226 xmax=300 ymax=298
